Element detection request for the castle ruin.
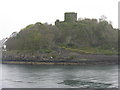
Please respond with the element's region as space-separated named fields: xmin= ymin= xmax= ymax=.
xmin=64 ymin=12 xmax=77 ymax=22
xmin=55 ymin=12 xmax=77 ymax=25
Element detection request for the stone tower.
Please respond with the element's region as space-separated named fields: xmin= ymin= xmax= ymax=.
xmin=64 ymin=12 xmax=77 ymax=22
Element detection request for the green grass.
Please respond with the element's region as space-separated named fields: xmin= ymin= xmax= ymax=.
xmin=6 ymin=47 xmax=118 ymax=55
xmin=61 ymin=47 xmax=118 ymax=55
xmin=39 ymin=49 xmax=53 ymax=53
xmin=79 ymin=47 xmax=118 ymax=55
xmin=5 ymin=49 xmax=53 ymax=54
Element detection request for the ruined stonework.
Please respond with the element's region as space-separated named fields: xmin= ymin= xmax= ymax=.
xmin=55 ymin=12 xmax=77 ymax=25
xmin=64 ymin=12 xmax=77 ymax=22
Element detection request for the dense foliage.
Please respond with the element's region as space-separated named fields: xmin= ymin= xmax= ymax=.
xmin=5 ymin=19 xmax=118 ymax=54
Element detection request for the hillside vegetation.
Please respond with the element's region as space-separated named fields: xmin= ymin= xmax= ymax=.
xmin=5 ymin=19 xmax=118 ymax=55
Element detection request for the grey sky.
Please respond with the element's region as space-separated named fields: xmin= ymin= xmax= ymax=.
xmin=0 ymin=0 xmax=119 ymax=40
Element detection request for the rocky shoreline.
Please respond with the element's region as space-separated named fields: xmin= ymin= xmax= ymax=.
xmin=2 ymin=51 xmax=118 ymax=65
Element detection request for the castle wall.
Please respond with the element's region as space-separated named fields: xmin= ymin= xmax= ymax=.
xmin=64 ymin=12 xmax=77 ymax=22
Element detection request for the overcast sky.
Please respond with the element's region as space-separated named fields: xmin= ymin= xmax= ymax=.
xmin=0 ymin=0 xmax=119 ymax=40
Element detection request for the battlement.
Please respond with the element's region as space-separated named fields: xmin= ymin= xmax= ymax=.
xmin=64 ymin=12 xmax=77 ymax=22
xmin=55 ymin=12 xmax=77 ymax=25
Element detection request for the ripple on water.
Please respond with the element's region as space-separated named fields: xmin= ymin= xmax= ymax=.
xmin=12 ymin=80 xmax=37 ymax=84
xmin=12 ymin=80 xmax=23 ymax=82
xmin=58 ymin=80 xmax=113 ymax=88
xmin=27 ymin=81 xmax=36 ymax=83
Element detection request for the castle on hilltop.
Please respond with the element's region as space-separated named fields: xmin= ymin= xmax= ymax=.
xmin=55 ymin=12 xmax=98 ymax=26
xmin=55 ymin=12 xmax=77 ymax=25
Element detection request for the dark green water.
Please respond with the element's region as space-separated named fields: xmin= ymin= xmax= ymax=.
xmin=1 ymin=64 xmax=118 ymax=88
